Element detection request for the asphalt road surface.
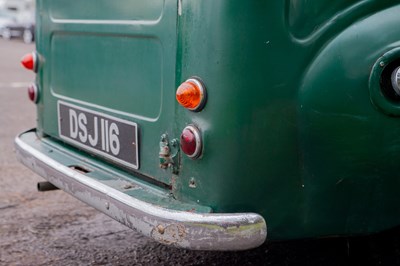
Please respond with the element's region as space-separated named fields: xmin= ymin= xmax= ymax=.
xmin=1 ymin=38 xmax=400 ymax=266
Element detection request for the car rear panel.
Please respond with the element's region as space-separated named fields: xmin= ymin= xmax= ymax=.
xmin=32 ymin=0 xmax=400 ymax=241
xmin=36 ymin=0 xmax=177 ymax=184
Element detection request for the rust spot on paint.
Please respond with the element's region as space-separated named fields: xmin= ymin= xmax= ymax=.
xmin=157 ymin=224 xmax=165 ymax=234
xmin=151 ymin=224 xmax=187 ymax=245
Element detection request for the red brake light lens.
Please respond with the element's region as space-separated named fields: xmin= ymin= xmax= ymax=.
xmin=27 ymin=84 xmax=39 ymax=103
xmin=176 ymin=78 xmax=206 ymax=111
xmin=180 ymin=125 xmax=202 ymax=159
xmin=21 ymin=52 xmax=37 ymax=72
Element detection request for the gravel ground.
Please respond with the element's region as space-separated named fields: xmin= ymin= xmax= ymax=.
xmin=1 ymin=38 xmax=400 ymax=266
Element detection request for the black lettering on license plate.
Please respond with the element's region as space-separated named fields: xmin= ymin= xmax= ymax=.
xmin=58 ymin=101 xmax=139 ymax=169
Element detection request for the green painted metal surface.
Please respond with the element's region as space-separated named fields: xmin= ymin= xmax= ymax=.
xmin=33 ymin=0 xmax=400 ymax=240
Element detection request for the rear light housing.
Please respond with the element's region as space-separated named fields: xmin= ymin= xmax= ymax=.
xmin=176 ymin=78 xmax=207 ymax=112
xmin=180 ymin=125 xmax=202 ymax=159
xmin=28 ymin=84 xmax=39 ymax=103
xmin=21 ymin=52 xmax=38 ymax=72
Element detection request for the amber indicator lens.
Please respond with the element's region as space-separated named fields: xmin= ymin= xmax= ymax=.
xmin=180 ymin=125 xmax=202 ymax=159
xmin=21 ymin=52 xmax=37 ymax=72
xmin=176 ymin=78 xmax=206 ymax=111
xmin=28 ymin=84 xmax=39 ymax=103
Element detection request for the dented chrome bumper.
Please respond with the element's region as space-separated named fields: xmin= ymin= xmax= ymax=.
xmin=15 ymin=130 xmax=267 ymax=251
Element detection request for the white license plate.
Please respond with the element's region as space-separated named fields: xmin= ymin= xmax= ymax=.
xmin=58 ymin=101 xmax=139 ymax=169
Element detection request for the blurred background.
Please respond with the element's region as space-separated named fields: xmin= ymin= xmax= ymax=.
xmin=0 ymin=0 xmax=35 ymax=44
xmin=1 ymin=2 xmax=400 ymax=265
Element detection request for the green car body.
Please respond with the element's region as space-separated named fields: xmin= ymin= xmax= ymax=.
xmin=15 ymin=0 xmax=400 ymax=250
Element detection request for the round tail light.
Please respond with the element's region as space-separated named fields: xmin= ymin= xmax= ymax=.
xmin=176 ymin=78 xmax=206 ymax=112
xmin=180 ymin=125 xmax=202 ymax=159
xmin=28 ymin=84 xmax=39 ymax=103
xmin=21 ymin=52 xmax=38 ymax=72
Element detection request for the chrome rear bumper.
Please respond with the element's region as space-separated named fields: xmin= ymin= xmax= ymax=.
xmin=15 ymin=130 xmax=267 ymax=250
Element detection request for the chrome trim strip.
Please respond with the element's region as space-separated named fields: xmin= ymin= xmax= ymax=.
xmin=186 ymin=78 xmax=206 ymax=112
xmin=32 ymin=51 xmax=38 ymax=73
xmin=183 ymin=125 xmax=202 ymax=159
xmin=15 ymin=133 xmax=267 ymax=251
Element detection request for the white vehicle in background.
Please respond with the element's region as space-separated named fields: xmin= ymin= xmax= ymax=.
xmin=0 ymin=9 xmax=16 ymax=39
xmin=0 ymin=0 xmax=34 ymax=43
